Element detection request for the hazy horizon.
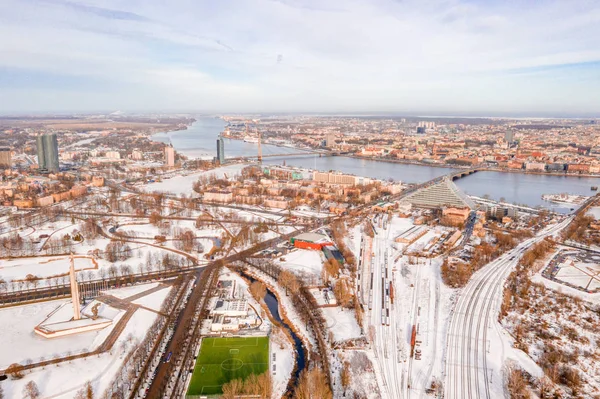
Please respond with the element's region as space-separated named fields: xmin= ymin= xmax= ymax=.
xmin=1 ymin=0 xmax=599 ymax=116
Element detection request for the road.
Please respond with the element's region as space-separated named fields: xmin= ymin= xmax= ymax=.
xmin=444 ymin=216 xmax=573 ymax=399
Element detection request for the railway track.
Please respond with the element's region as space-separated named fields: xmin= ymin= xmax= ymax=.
xmin=445 ymin=218 xmax=572 ymax=399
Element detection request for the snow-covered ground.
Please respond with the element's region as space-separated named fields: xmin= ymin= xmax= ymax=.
xmin=132 ymin=286 xmax=172 ymax=311
xmin=505 ymin=256 xmax=600 ymax=397
xmin=143 ymin=164 xmax=247 ymax=196
xmin=106 ymin=282 xmax=160 ymax=299
xmin=1 ymin=280 xmax=174 ymax=399
xmin=0 ymin=255 xmax=97 ymax=282
xmin=277 ymin=248 xmax=324 ymax=278
xmin=586 ymin=206 xmax=600 ymax=219
xmin=2 ymin=308 xmax=159 ymax=399
xmin=0 ymin=299 xmax=124 ymax=369
xmin=322 ymin=307 xmax=361 ymax=342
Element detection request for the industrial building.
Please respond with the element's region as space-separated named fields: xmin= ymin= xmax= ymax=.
xmin=395 ymin=225 xmax=428 ymax=244
xmin=402 ymin=177 xmax=476 ymax=209
xmin=290 ymin=232 xmax=332 ymax=250
xmin=322 ymin=245 xmax=345 ymax=265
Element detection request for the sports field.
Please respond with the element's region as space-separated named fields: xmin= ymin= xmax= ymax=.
xmin=187 ymin=336 xmax=270 ymax=396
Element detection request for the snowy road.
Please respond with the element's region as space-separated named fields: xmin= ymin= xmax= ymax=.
xmin=444 ymin=217 xmax=572 ymax=399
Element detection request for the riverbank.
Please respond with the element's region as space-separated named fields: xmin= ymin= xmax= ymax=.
xmin=239 ymin=268 xmax=310 ymax=398
xmin=346 ymin=154 xmax=600 ymax=178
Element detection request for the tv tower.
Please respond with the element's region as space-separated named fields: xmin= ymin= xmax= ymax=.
xmin=257 ymin=128 xmax=262 ymax=163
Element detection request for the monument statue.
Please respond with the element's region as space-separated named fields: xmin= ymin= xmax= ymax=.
xmin=69 ymin=254 xmax=81 ymax=320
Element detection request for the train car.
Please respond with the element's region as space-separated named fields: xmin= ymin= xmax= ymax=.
xmin=410 ymin=325 xmax=417 ymax=347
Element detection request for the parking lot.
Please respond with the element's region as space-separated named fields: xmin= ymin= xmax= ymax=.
xmin=543 ymin=249 xmax=600 ymax=293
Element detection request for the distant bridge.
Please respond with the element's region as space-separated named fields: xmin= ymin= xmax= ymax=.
xmin=227 ymin=150 xmax=352 ymax=162
xmin=449 ymin=168 xmax=480 ymax=181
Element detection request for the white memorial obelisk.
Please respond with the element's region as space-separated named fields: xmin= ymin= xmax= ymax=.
xmin=69 ymin=254 xmax=81 ymax=320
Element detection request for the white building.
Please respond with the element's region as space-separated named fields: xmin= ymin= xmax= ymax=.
xmin=165 ymin=146 xmax=175 ymax=167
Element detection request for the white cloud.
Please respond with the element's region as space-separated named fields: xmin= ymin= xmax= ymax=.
xmin=0 ymin=0 xmax=599 ymax=115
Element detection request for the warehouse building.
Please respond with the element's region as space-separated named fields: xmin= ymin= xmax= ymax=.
xmin=395 ymin=225 xmax=428 ymax=244
xmin=323 ymin=245 xmax=345 ymax=265
xmin=290 ymin=232 xmax=332 ymax=250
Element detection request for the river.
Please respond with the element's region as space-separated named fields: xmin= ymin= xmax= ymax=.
xmin=154 ymin=118 xmax=600 ymax=212
xmin=239 ymin=272 xmax=306 ymax=389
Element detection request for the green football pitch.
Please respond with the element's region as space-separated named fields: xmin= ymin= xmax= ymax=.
xmin=187 ymin=336 xmax=270 ymax=396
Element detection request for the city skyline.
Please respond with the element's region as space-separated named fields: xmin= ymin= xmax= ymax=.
xmin=0 ymin=0 xmax=599 ymax=116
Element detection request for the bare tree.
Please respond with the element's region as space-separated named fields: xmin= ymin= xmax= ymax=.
xmin=505 ymin=364 xmax=530 ymax=399
xmin=249 ymin=281 xmax=267 ymax=302
xmin=23 ymin=381 xmax=40 ymax=399
xmin=278 ymin=270 xmax=299 ymax=296
xmin=341 ymin=361 xmax=352 ymax=394
xmin=294 ymin=367 xmax=332 ymax=399
xmin=5 ymin=363 xmax=24 ymax=379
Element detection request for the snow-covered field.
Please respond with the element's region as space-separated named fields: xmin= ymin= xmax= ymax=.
xmin=106 ymin=282 xmax=160 ymax=299
xmin=0 ymin=281 xmax=173 ymax=399
xmin=586 ymin=206 xmax=600 ymax=219
xmin=133 ymin=286 xmax=172 ymax=311
xmin=544 ymin=249 xmax=600 ymax=292
xmin=322 ymin=307 xmax=361 ymax=342
xmin=505 ymin=265 xmax=600 ymax=398
xmin=0 ymin=299 xmax=124 ymax=369
xmin=0 ymin=255 xmax=97 ymax=282
xmin=143 ymin=164 xmax=247 ymax=195
xmin=2 ymin=308 xmax=159 ymax=399
xmin=277 ymin=249 xmax=324 ymax=277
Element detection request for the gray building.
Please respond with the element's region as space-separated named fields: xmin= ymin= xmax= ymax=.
xmin=484 ymin=205 xmax=519 ymax=221
xmin=547 ymin=163 xmax=566 ymax=172
xmin=216 ymin=137 xmax=225 ymax=164
xmin=505 ymin=130 xmax=515 ymax=143
xmin=0 ymin=147 xmax=11 ymax=168
xmin=37 ymin=134 xmax=59 ymax=172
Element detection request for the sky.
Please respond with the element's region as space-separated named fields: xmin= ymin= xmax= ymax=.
xmin=0 ymin=0 xmax=599 ymax=116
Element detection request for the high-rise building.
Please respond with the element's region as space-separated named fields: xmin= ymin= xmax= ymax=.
xmin=165 ymin=146 xmax=175 ymax=167
xmin=505 ymin=130 xmax=515 ymax=143
xmin=131 ymin=150 xmax=143 ymax=160
xmin=418 ymin=121 xmax=436 ymax=129
xmin=216 ymin=138 xmax=225 ymax=164
xmin=105 ymin=151 xmax=121 ymax=159
xmin=37 ymin=133 xmax=59 ymax=172
xmin=0 ymin=147 xmax=11 ymax=168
